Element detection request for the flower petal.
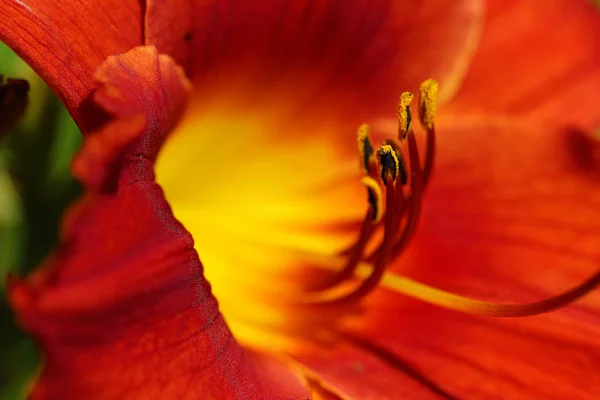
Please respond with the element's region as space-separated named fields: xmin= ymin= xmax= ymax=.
xmin=404 ymin=114 xmax=600 ymax=299
xmin=72 ymin=45 xmax=192 ymax=194
xmin=292 ymin=341 xmax=452 ymax=399
xmin=9 ymin=46 xmax=309 ymax=400
xmin=0 ymin=0 xmax=143 ymax=128
xmin=145 ymin=0 xmax=192 ymax=71
xmin=351 ymin=115 xmax=600 ymax=398
xmin=348 ymin=302 xmax=600 ymax=400
xmin=148 ymin=0 xmax=482 ymax=122
xmin=448 ymin=0 xmax=600 ymax=128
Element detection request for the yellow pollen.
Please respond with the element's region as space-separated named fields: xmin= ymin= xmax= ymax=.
xmin=357 ymin=123 xmax=370 ymax=141
xmin=376 ymin=144 xmax=400 ymax=183
xmin=397 ymin=92 xmax=414 ymax=139
xmin=418 ymin=79 xmax=438 ymax=131
xmin=356 ymin=123 xmax=374 ymax=174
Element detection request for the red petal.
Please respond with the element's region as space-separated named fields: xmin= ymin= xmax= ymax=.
xmin=448 ymin=0 xmax=600 ymax=128
xmin=344 ymin=115 xmax=600 ymax=398
xmin=406 ymin=115 xmax=600 ymax=299
xmin=349 ymin=302 xmax=600 ymax=400
xmin=9 ymin=46 xmax=309 ymax=400
xmin=145 ymin=0 xmax=192 ymax=71
xmin=292 ymin=342 xmax=448 ymax=399
xmin=72 ymin=46 xmax=192 ymax=193
xmin=147 ymin=0 xmax=483 ymax=120
xmin=0 ymin=0 xmax=143 ymax=128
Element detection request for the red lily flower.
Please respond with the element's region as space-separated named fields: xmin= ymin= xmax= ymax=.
xmin=2 ymin=0 xmax=600 ymax=399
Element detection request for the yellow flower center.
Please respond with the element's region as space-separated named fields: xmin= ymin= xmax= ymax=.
xmin=155 ymin=94 xmax=366 ymax=350
xmin=155 ymin=79 xmax=600 ymax=352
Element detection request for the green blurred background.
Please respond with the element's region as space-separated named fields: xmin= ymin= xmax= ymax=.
xmin=0 ymin=43 xmax=82 ymax=400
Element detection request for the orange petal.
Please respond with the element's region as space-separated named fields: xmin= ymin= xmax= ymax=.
xmin=9 ymin=46 xmax=309 ymax=400
xmin=0 ymin=0 xmax=143 ymax=128
xmin=292 ymin=341 xmax=453 ymax=399
xmin=448 ymin=0 xmax=600 ymax=129
xmin=145 ymin=0 xmax=193 ymax=71
xmin=343 ymin=115 xmax=600 ymax=398
xmin=155 ymin=0 xmax=483 ymax=125
xmin=401 ymin=114 xmax=600 ymax=299
xmin=347 ymin=302 xmax=600 ymax=400
xmin=72 ymin=46 xmax=191 ymax=193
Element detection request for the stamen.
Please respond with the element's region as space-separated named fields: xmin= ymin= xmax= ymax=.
xmin=387 ymin=129 xmax=423 ymax=258
xmin=306 ymin=177 xmax=382 ymax=293
xmin=366 ymin=126 xmax=422 ymax=264
xmin=357 ymin=124 xmax=378 ymax=178
xmin=376 ymin=145 xmax=400 ymax=183
xmin=309 ymin=174 xmax=398 ymax=307
xmin=370 ymin=266 xmax=600 ymax=317
xmin=363 ymin=176 xmax=384 ymax=224
xmin=418 ymin=79 xmax=438 ymax=131
xmin=382 ymin=140 xmax=407 ymax=185
xmin=397 ymin=92 xmax=413 ymax=140
xmin=418 ymin=79 xmax=438 ymax=188
xmin=300 ymin=78 xmax=600 ymax=318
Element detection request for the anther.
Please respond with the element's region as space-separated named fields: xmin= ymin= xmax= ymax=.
xmin=382 ymin=140 xmax=407 ymax=185
xmin=397 ymin=92 xmax=413 ymax=140
xmin=362 ymin=176 xmax=383 ymax=224
xmin=418 ymin=79 xmax=438 ymax=131
xmin=376 ymin=145 xmax=400 ymax=184
xmin=301 ymin=78 xmax=600 ymax=318
xmin=357 ymin=124 xmax=375 ymax=174
xmin=418 ymin=79 xmax=438 ymax=188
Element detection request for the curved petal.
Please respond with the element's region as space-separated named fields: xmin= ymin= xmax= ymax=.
xmin=0 ymin=0 xmax=143 ymax=129
xmin=342 ymin=115 xmax=600 ymax=398
xmin=146 ymin=0 xmax=482 ymax=127
xmin=448 ymin=0 xmax=600 ymax=129
xmin=8 ymin=46 xmax=309 ymax=400
xmin=72 ymin=45 xmax=192 ymax=193
xmin=145 ymin=0 xmax=192 ymax=71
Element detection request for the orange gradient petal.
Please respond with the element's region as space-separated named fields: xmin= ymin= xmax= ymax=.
xmin=152 ymin=0 xmax=483 ymax=126
xmin=145 ymin=0 xmax=192 ymax=71
xmin=344 ymin=302 xmax=600 ymax=400
xmin=448 ymin=0 xmax=600 ymax=129
xmin=154 ymin=3 xmax=485 ymax=343
xmin=330 ymin=115 xmax=600 ymax=399
xmin=293 ymin=341 xmax=453 ymax=399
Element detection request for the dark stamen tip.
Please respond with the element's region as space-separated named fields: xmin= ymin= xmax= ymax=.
xmin=404 ymin=105 xmax=412 ymax=135
xmin=376 ymin=145 xmax=399 ymax=183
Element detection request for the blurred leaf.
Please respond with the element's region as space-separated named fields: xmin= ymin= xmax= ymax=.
xmin=1 ymin=42 xmax=82 ymax=399
xmin=0 ymin=324 xmax=38 ymax=400
xmin=0 ymin=165 xmax=23 ymax=289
